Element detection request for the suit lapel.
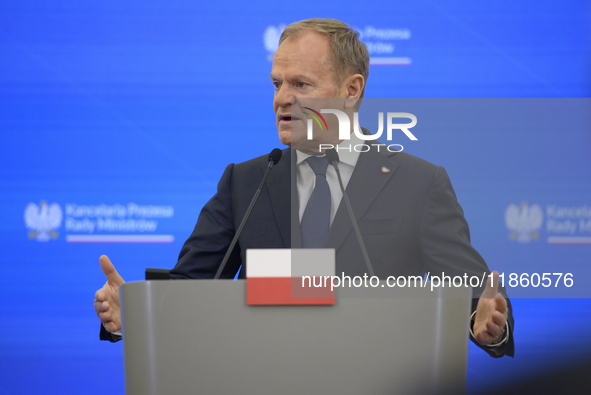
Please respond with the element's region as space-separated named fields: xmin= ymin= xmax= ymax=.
xmin=324 ymin=147 xmax=400 ymax=252
xmin=290 ymin=149 xmax=303 ymax=248
xmin=264 ymin=148 xmax=293 ymax=248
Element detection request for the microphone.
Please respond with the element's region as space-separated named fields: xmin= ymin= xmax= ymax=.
xmin=214 ymin=148 xmax=283 ymax=279
xmin=325 ymin=148 xmax=375 ymax=277
xmin=268 ymin=148 xmax=282 ymax=165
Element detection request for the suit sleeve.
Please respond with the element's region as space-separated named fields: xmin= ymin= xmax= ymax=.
xmin=100 ymin=324 xmax=122 ymax=342
xmin=170 ymin=163 xmax=242 ymax=279
xmin=98 ymin=164 xmax=241 ymax=342
xmin=419 ymin=166 xmax=515 ymax=358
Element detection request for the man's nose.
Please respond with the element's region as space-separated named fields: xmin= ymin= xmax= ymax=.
xmin=274 ymin=83 xmax=294 ymax=108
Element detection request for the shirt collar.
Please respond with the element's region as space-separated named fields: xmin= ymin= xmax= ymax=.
xmin=296 ymin=132 xmax=363 ymax=168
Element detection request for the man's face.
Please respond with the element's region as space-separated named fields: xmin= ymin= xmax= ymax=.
xmin=270 ymin=31 xmax=345 ymax=149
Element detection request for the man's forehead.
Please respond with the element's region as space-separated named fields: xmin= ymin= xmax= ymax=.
xmin=281 ymin=30 xmax=330 ymax=50
xmin=275 ymin=32 xmax=331 ymax=60
xmin=270 ymin=32 xmax=333 ymax=78
xmin=270 ymin=60 xmax=331 ymax=83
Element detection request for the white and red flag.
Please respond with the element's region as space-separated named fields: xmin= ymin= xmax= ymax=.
xmin=246 ymin=249 xmax=335 ymax=305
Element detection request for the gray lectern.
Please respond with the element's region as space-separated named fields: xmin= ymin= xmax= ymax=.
xmin=121 ymin=280 xmax=471 ymax=395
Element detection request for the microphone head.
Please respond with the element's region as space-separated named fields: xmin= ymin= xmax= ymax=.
xmin=268 ymin=148 xmax=283 ymax=164
xmin=325 ymin=148 xmax=340 ymax=165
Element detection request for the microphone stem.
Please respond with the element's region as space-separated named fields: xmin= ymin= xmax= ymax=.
xmin=332 ymin=162 xmax=375 ymax=277
xmin=214 ymin=160 xmax=275 ymax=279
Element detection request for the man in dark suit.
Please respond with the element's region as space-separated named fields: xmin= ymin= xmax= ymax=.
xmin=95 ymin=18 xmax=513 ymax=358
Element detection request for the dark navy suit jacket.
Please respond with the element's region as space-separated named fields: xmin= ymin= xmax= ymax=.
xmin=103 ymin=146 xmax=514 ymax=357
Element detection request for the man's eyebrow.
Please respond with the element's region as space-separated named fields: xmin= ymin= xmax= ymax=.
xmin=269 ymin=74 xmax=313 ymax=82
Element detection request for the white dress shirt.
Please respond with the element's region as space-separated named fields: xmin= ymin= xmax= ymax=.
xmin=296 ymin=133 xmax=363 ymax=225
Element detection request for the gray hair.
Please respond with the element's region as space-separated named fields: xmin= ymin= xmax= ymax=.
xmin=279 ymin=18 xmax=369 ymax=98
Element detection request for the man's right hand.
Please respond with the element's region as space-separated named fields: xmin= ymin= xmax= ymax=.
xmin=94 ymin=255 xmax=125 ymax=333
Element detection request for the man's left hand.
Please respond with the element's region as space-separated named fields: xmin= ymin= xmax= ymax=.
xmin=473 ymin=271 xmax=508 ymax=345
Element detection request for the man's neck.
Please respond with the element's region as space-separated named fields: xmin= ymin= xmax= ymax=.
xmin=295 ymin=132 xmax=363 ymax=168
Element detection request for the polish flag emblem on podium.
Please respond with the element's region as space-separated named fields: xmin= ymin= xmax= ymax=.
xmin=246 ymin=249 xmax=335 ymax=305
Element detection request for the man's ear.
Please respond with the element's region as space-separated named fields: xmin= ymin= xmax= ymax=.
xmin=342 ymin=74 xmax=364 ymax=109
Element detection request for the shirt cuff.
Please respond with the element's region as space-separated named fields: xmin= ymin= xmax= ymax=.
xmin=469 ymin=310 xmax=509 ymax=347
xmin=103 ymin=324 xmax=122 ymax=337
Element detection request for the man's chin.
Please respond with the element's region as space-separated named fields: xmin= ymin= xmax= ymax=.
xmin=277 ymin=130 xmax=291 ymax=147
xmin=278 ymin=130 xmax=327 ymax=154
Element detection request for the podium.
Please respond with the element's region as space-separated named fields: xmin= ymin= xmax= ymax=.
xmin=121 ymin=280 xmax=471 ymax=394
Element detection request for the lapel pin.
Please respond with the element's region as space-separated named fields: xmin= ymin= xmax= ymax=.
xmin=381 ymin=166 xmax=390 ymax=173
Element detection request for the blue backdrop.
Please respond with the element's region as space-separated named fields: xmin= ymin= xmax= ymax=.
xmin=1 ymin=1 xmax=590 ymax=393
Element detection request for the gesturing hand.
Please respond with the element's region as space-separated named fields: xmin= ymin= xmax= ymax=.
xmin=94 ymin=255 xmax=125 ymax=333
xmin=473 ymin=271 xmax=508 ymax=345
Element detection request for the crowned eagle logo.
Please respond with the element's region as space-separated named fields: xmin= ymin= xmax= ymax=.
xmin=24 ymin=201 xmax=63 ymax=242
xmin=504 ymin=202 xmax=543 ymax=243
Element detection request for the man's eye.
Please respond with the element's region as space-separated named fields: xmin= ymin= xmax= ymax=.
xmin=273 ymin=82 xmax=281 ymax=89
xmin=297 ymin=82 xmax=306 ymax=88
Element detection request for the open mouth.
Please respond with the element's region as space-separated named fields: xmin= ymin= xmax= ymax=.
xmin=280 ymin=116 xmax=299 ymax=122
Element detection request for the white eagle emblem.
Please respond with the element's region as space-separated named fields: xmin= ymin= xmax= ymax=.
xmin=504 ymin=202 xmax=543 ymax=243
xmin=263 ymin=25 xmax=285 ymax=60
xmin=24 ymin=201 xmax=63 ymax=242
